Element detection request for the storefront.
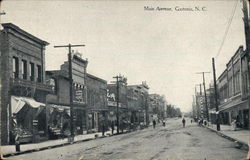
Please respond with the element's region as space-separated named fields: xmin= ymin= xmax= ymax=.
xmin=46 ymin=104 xmax=71 ymax=139
xmin=219 ymin=99 xmax=249 ymax=129
xmin=10 ymin=96 xmax=46 ymax=144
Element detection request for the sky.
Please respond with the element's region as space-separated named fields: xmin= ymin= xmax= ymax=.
xmin=0 ymin=0 xmax=247 ymax=113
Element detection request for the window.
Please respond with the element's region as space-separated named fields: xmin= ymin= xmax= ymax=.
xmin=228 ymin=78 xmax=233 ymax=98
xmin=37 ymin=65 xmax=42 ymax=82
xmin=234 ymin=71 xmax=240 ymax=94
xmin=12 ymin=57 xmax=19 ymax=79
xmin=21 ymin=59 xmax=27 ymax=79
xmin=29 ymin=62 xmax=35 ymax=81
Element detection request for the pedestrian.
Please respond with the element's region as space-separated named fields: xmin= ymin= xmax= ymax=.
xmin=102 ymin=122 xmax=105 ymax=136
xmin=153 ymin=120 xmax=156 ymax=129
xmin=15 ymin=131 xmax=20 ymax=152
xmin=191 ymin=119 xmax=193 ymax=123
xmin=111 ymin=121 xmax=114 ymax=135
xmin=182 ymin=118 xmax=186 ymax=128
xmin=162 ymin=120 xmax=166 ymax=127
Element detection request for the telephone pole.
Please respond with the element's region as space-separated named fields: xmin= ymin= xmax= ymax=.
xmin=54 ymin=44 xmax=85 ymax=140
xmin=196 ymin=72 xmax=210 ymax=121
xmin=113 ymin=75 xmax=122 ymax=134
xmin=212 ymin=58 xmax=220 ymax=131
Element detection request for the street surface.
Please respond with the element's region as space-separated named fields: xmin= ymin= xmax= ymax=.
xmin=11 ymin=118 xmax=247 ymax=160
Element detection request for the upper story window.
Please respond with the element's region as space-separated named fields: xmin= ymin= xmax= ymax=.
xmin=37 ymin=65 xmax=42 ymax=82
xmin=234 ymin=71 xmax=240 ymax=95
xmin=228 ymin=78 xmax=233 ymax=98
xmin=29 ymin=62 xmax=35 ymax=81
xmin=12 ymin=57 xmax=19 ymax=79
xmin=21 ymin=59 xmax=27 ymax=80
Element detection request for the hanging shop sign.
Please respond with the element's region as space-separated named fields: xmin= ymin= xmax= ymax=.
xmin=107 ymin=101 xmax=121 ymax=107
xmin=73 ymin=86 xmax=85 ymax=104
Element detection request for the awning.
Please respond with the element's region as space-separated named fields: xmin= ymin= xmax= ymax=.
xmin=11 ymin=96 xmax=45 ymax=114
xmin=48 ymin=104 xmax=70 ymax=116
xmin=219 ymin=99 xmax=248 ymax=112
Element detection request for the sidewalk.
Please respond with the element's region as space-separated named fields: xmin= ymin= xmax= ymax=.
xmin=1 ymin=130 xmax=119 ymax=157
xmin=206 ymin=123 xmax=250 ymax=150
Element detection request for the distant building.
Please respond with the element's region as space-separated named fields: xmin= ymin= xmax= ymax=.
xmin=207 ymin=84 xmax=216 ymax=124
xmin=107 ymin=78 xmax=128 ymax=126
xmin=148 ymin=94 xmax=166 ymax=121
xmin=0 ymin=23 xmax=52 ymax=144
xmin=127 ymin=82 xmax=149 ymax=125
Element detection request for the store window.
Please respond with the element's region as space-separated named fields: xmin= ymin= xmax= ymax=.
xmin=12 ymin=57 xmax=19 ymax=79
xmin=37 ymin=65 xmax=42 ymax=82
xmin=29 ymin=62 xmax=35 ymax=81
xmin=21 ymin=59 xmax=27 ymax=80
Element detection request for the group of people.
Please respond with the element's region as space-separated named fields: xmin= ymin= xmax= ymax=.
xmin=151 ymin=117 xmax=187 ymax=129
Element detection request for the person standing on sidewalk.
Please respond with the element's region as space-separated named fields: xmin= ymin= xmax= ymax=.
xmin=101 ymin=119 xmax=106 ymax=136
xmin=153 ymin=119 xmax=156 ymax=129
xmin=111 ymin=121 xmax=115 ymax=135
xmin=182 ymin=118 xmax=186 ymax=128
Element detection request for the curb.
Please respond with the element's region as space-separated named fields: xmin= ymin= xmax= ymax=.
xmin=2 ymin=130 xmax=133 ymax=158
xmin=204 ymin=126 xmax=249 ymax=151
xmin=2 ymin=137 xmax=94 ymax=158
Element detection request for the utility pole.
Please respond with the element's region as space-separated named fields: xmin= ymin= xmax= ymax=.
xmin=54 ymin=44 xmax=85 ymax=140
xmin=113 ymin=75 xmax=122 ymax=134
xmin=212 ymin=58 xmax=220 ymax=131
xmin=196 ymin=72 xmax=210 ymax=121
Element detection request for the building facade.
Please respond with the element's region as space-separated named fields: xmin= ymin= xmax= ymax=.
xmin=0 ymin=23 xmax=52 ymax=144
xmin=217 ymin=46 xmax=249 ymax=129
xmin=127 ymin=82 xmax=149 ymax=125
xmin=148 ymin=94 xmax=166 ymax=122
xmin=86 ymin=73 xmax=108 ymax=133
xmin=46 ymin=53 xmax=88 ymax=138
xmin=107 ymin=78 xmax=128 ymax=125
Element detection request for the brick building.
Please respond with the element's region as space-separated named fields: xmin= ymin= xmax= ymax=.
xmin=85 ymin=73 xmax=108 ymax=132
xmin=46 ymin=53 xmax=88 ymax=137
xmin=217 ymin=46 xmax=249 ymax=129
xmin=127 ymin=82 xmax=149 ymax=125
xmin=0 ymin=23 xmax=52 ymax=144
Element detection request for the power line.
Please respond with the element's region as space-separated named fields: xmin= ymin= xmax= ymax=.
xmin=215 ymin=0 xmax=238 ymax=59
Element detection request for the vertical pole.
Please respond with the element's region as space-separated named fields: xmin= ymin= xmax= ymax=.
xmin=195 ymin=86 xmax=197 ymax=118
xmin=212 ymin=58 xmax=220 ymax=131
xmin=202 ymin=73 xmax=209 ymax=121
xmin=200 ymin=84 xmax=202 ymax=95
xmin=116 ymin=76 xmax=120 ymax=134
xmin=68 ymin=44 xmax=74 ymax=138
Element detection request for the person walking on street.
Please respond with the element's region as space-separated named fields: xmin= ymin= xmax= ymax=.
xmin=153 ymin=119 xmax=156 ymax=129
xmin=182 ymin=118 xmax=186 ymax=128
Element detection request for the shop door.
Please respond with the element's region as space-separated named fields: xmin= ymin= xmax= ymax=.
xmin=243 ymin=109 xmax=249 ymax=129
